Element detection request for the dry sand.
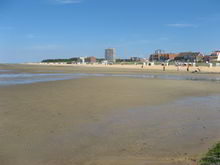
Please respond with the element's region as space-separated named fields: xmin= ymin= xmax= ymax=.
xmin=0 ymin=64 xmax=220 ymax=165
xmin=26 ymin=62 xmax=220 ymax=73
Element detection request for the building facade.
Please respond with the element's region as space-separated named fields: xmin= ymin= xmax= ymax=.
xmin=105 ymin=48 xmax=116 ymax=63
xmin=210 ymin=51 xmax=220 ymax=61
xmin=85 ymin=56 xmax=96 ymax=63
xmin=149 ymin=52 xmax=179 ymax=61
xmin=130 ymin=57 xmax=142 ymax=62
xmin=174 ymin=52 xmax=204 ymax=62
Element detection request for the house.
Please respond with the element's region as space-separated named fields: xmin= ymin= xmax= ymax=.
xmin=85 ymin=56 xmax=96 ymax=63
xmin=204 ymin=55 xmax=212 ymax=62
xmin=210 ymin=51 xmax=220 ymax=62
xmin=130 ymin=57 xmax=141 ymax=62
xmin=149 ymin=52 xmax=179 ymax=61
xmin=174 ymin=52 xmax=204 ymax=62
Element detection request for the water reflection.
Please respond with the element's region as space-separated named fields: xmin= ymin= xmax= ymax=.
xmin=0 ymin=69 xmax=220 ymax=85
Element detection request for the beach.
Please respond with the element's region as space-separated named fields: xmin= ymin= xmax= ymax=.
xmin=0 ymin=64 xmax=220 ymax=165
xmin=26 ymin=62 xmax=220 ymax=73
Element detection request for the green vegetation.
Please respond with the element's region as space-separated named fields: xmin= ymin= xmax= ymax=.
xmin=42 ymin=57 xmax=104 ymax=63
xmin=200 ymin=142 xmax=220 ymax=165
xmin=42 ymin=58 xmax=79 ymax=63
xmin=96 ymin=58 xmax=105 ymax=63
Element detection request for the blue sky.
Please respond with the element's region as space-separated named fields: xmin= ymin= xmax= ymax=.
xmin=0 ymin=0 xmax=220 ymax=63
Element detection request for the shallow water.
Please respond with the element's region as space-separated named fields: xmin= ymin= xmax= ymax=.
xmin=0 ymin=69 xmax=13 ymax=72
xmin=0 ymin=72 xmax=84 ymax=85
xmin=1 ymin=69 xmax=220 ymax=85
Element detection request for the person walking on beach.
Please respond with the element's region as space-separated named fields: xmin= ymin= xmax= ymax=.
xmin=162 ymin=63 xmax=165 ymax=71
xmin=177 ymin=65 xmax=180 ymax=71
xmin=187 ymin=64 xmax=190 ymax=72
xmin=176 ymin=63 xmax=180 ymax=71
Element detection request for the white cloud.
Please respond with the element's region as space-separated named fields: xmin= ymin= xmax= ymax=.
xmin=166 ymin=23 xmax=198 ymax=28
xmin=54 ymin=0 xmax=83 ymax=4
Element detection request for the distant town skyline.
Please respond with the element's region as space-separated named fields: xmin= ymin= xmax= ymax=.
xmin=0 ymin=0 xmax=220 ymax=63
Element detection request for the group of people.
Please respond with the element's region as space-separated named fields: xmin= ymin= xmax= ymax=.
xmin=161 ymin=63 xmax=201 ymax=73
xmin=140 ymin=63 xmax=201 ymax=73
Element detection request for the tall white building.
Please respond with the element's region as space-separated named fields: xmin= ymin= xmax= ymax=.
xmin=105 ymin=48 xmax=116 ymax=63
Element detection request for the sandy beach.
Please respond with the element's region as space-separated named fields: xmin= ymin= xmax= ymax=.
xmin=0 ymin=64 xmax=220 ymax=165
xmin=26 ymin=62 xmax=220 ymax=73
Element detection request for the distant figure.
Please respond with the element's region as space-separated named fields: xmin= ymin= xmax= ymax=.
xmin=187 ymin=64 xmax=190 ymax=72
xmin=192 ymin=67 xmax=201 ymax=73
xmin=177 ymin=65 xmax=180 ymax=71
xmin=162 ymin=64 xmax=165 ymax=71
xmin=141 ymin=64 xmax=144 ymax=68
xmin=175 ymin=63 xmax=179 ymax=71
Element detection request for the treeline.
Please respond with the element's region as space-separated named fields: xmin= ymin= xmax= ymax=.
xmin=116 ymin=59 xmax=132 ymax=62
xmin=42 ymin=58 xmax=106 ymax=63
xmin=41 ymin=58 xmax=141 ymax=63
xmin=42 ymin=58 xmax=79 ymax=63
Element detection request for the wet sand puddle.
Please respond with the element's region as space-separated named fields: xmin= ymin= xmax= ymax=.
xmin=0 ymin=72 xmax=84 ymax=85
xmin=29 ymin=95 xmax=220 ymax=164
xmin=1 ymin=70 xmax=220 ymax=85
xmin=0 ymin=70 xmax=13 ymax=72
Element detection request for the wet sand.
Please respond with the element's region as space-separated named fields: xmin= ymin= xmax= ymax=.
xmin=0 ymin=64 xmax=220 ymax=165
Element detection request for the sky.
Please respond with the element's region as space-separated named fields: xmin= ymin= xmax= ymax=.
xmin=0 ymin=0 xmax=220 ymax=63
